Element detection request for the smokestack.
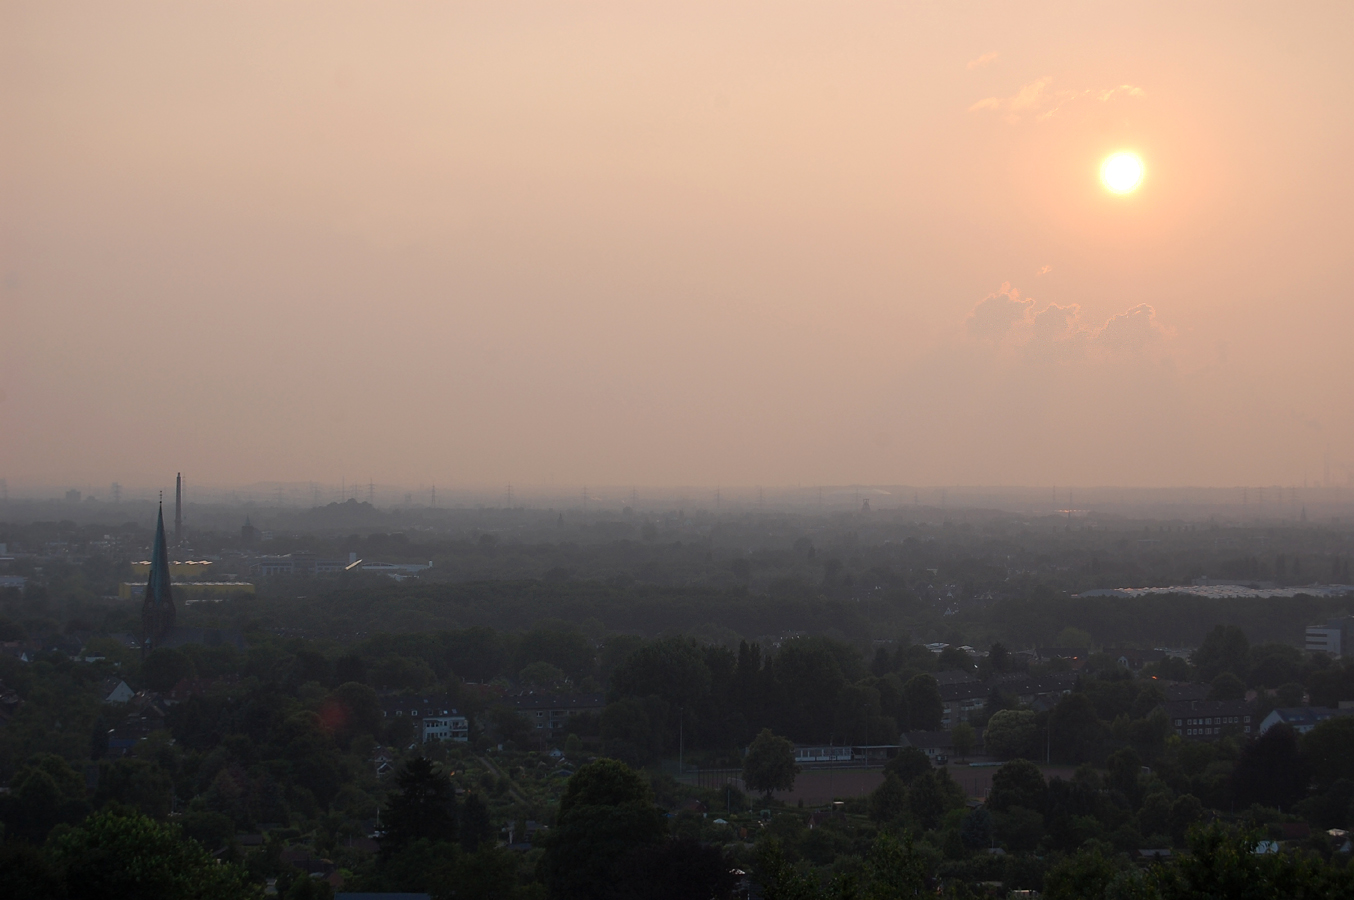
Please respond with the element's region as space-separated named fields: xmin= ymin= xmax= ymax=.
xmin=174 ymin=473 xmax=183 ymax=544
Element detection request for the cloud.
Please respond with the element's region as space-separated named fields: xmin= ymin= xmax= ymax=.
xmin=1093 ymin=303 xmax=1171 ymax=351
xmin=969 ymin=78 xmax=1144 ymax=123
xmin=1098 ymin=84 xmax=1146 ymax=101
xmin=962 ymin=284 xmax=1173 ymax=355
xmin=1031 ymin=302 xmax=1082 ymax=344
xmin=1036 ymin=265 xmax=1052 ymax=276
xmin=965 ymin=282 xmax=1034 ymax=338
xmin=968 ymin=77 xmax=1052 ymax=117
xmin=967 ymin=52 xmax=999 ymax=70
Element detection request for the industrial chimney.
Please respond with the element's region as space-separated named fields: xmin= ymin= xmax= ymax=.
xmin=174 ymin=473 xmax=183 ymax=544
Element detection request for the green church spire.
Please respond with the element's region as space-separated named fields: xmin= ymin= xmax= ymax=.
xmin=142 ymin=501 xmax=176 ymax=652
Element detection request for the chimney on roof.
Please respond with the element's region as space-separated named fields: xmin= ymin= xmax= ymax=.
xmin=174 ymin=473 xmax=183 ymax=544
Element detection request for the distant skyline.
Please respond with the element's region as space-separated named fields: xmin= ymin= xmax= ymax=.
xmin=3 ymin=3 xmax=1352 ymax=488
xmin=5 ymin=478 xmax=1352 ymax=520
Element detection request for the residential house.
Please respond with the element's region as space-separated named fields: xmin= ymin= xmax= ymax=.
xmin=279 ymin=846 xmax=336 ymax=879
xmin=371 ymin=750 xmax=396 ymax=777
xmin=379 ymin=697 xmax=469 ymax=743
xmin=1160 ymin=699 xmax=1255 ymax=740
xmin=1114 ymin=648 xmax=1168 ymax=671
xmin=1036 ymin=647 xmax=1090 ymax=665
xmin=988 ymin=673 xmax=1078 ymax=714
xmin=0 ymin=641 xmax=32 ymax=663
xmin=1258 ymin=706 xmax=1354 ymax=735
xmin=507 ymin=693 xmax=606 ymax=737
xmin=939 ymin=680 xmax=992 ymax=729
xmin=422 ymin=712 xmax=470 ymax=743
xmin=934 ymin=673 xmax=1075 ymax=729
xmin=125 ymin=698 xmax=168 ymax=733
xmin=100 ymin=679 xmax=135 ymax=704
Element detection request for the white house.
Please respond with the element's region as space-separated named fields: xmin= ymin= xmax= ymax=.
xmin=422 ymin=713 xmax=470 ymax=743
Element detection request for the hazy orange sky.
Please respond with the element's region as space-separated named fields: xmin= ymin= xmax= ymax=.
xmin=3 ymin=2 xmax=1352 ymax=491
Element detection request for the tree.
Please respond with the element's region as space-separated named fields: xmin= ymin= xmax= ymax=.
xmin=755 ymin=838 xmax=821 ymax=900
xmin=960 ymin=807 xmax=994 ymax=849
xmin=94 ymin=757 xmax=174 ymax=819
xmin=1274 ymin=682 xmax=1305 ymax=707
xmin=610 ymin=638 xmax=712 ymax=709
xmin=743 ymin=728 xmax=800 ymax=797
xmin=983 ymin=709 xmax=1038 ymax=760
xmin=1 ymin=754 xmax=89 ymax=842
xmin=1232 ymin=722 xmax=1308 ymax=811
xmin=1054 ymin=627 xmax=1091 ymax=650
xmin=987 ymin=759 xmax=1046 ymax=813
xmin=334 ymin=652 xmax=367 ymax=684
xmin=1155 ymin=822 xmax=1354 ymax=898
xmin=1105 ymin=747 xmax=1143 ymax=802
xmin=862 ymin=831 xmax=928 ymax=900
xmin=869 ymin=774 xmax=907 ymax=823
xmin=381 ymin=757 xmax=458 ymax=854
xmin=1192 ymin=625 xmax=1249 ymax=682
xmin=459 ymin=792 xmax=493 ymax=851
xmin=936 ymin=646 xmax=973 ymax=671
xmin=1304 ymin=715 xmax=1354 ymax=784
xmin=988 ymin=642 xmax=1011 ymax=673
xmin=831 ymin=682 xmax=885 ymax=745
xmin=906 ymin=771 xmax=947 ymax=829
xmin=370 ymin=655 xmax=435 ymax=691
xmin=610 ymin=838 xmax=739 ymax=900
xmin=1167 ymin=795 xmax=1204 ymax=846
xmin=901 ymin=674 xmax=942 ymax=731
xmin=142 ymin=647 xmax=194 ymax=692
xmin=950 ymin=723 xmax=975 ymax=761
xmin=516 ymin=622 xmax=595 ymax=681
xmin=52 ymin=809 xmax=257 ymax=900
xmin=767 ymin=638 xmax=851 ymax=741
xmin=1307 ymin=660 xmax=1354 ymax=708
xmin=1207 ymin=672 xmax=1245 ymax=701
xmin=285 ymin=876 xmax=333 ymax=900
xmin=1048 ymin=693 xmax=1106 ymax=764
xmin=1246 ymin=643 xmax=1303 ymax=688
xmin=539 ymin=759 xmax=666 ymax=900
xmin=600 ymin=697 xmax=660 ymax=764
xmin=326 ymin=681 xmax=381 ymax=742
xmin=518 ymin=661 xmax=567 ymax=687
xmin=883 ymin=746 xmax=933 ymax=784
xmin=0 ymin=843 xmax=66 ymax=898
xmin=1043 ymin=846 xmax=1120 ymax=900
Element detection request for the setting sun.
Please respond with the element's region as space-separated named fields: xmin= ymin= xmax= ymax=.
xmin=1101 ymin=151 xmax=1145 ymax=193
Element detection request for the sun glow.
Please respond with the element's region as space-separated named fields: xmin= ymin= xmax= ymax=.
xmin=1101 ymin=152 xmax=1144 ymax=194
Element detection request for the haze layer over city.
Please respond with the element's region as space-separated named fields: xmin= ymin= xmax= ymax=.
xmin=4 ymin=3 xmax=1354 ymax=491
xmin=3 ymin=4 xmax=1354 ymax=899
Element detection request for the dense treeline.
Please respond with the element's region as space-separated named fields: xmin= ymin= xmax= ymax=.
xmin=2 ymin=611 xmax=1354 ymax=896
xmin=2 ymin=511 xmax=1354 ymax=897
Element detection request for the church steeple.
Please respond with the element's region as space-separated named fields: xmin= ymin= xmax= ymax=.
xmin=142 ymin=500 xmax=176 ymax=653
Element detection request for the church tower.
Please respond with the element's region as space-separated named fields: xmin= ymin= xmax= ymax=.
xmin=142 ymin=501 xmax=177 ymax=654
